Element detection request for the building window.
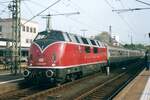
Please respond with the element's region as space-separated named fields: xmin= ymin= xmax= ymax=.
xmin=22 ymin=26 xmax=25 ymax=31
xmin=26 ymin=26 xmax=29 ymax=32
xmin=30 ymin=27 xmax=32 ymax=33
xmin=33 ymin=28 xmax=36 ymax=33
xmin=0 ymin=26 xmax=2 ymax=32
xmin=26 ymin=39 xmax=32 ymax=43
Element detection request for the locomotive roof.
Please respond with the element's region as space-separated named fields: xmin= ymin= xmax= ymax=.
xmin=38 ymin=30 xmax=62 ymax=35
xmin=36 ymin=30 xmax=107 ymax=48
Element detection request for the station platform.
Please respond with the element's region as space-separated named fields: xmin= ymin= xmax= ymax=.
xmin=0 ymin=71 xmax=23 ymax=85
xmin=114 ymin=69 xmax=150 ymax=100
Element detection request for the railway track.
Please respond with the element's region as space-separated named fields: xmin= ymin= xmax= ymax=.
xmin=0 ymin=83 xmax=54 ymax=100
xmin=0 ymin=60 xmax=144 ymax=100
xmin=0 ymin=79 xmax=30 ymax=95
xmin=76 ymin=61 xmax=144 ymax=100
xmin=23 ymin=61 xmax=144 ymax=100
xmin=20 ymin=69 xmax=125 ymax=100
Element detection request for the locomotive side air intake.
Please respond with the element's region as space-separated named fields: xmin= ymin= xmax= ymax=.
xmin=45 ymin=70 xmax=54 ymax=78
xmin=23 ymin=69 xmax=30 ymax=77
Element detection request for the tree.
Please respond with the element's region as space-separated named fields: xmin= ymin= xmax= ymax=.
xmin=94 ymin=31 xmax=111 ymax=44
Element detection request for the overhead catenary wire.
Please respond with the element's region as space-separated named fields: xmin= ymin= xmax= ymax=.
xmin=119 ymin=0 xmax=126 ymax=8
xmin=112 ymin=7 xmax=150 ymax=13
xmin=104 ymin=0 xmax=136 ymax=34
xmin=63 ymin=0 xmax=105 ymax=33
xmin=136 ymin=0 xmax=150 ymax=6
xmin=23 ymin=0 xmax=62 ymax=25
xmin=0 ymin=1 xmax=11 ymax=4
xmin=116 ymin=0 xmax=139 ymax=32
xmin=28 ymin=0 xmax=104 ymax=34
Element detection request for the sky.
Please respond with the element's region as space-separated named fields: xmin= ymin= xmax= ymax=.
xmin=0 ymin=0 xmax=150 ymax=45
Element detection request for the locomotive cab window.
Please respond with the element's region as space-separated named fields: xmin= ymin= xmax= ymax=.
xmin=85 ymin=46 xmax=90 ymax=53
xmin=35 ymin=34 xmax=47 ymax=40
xmin=34 ymin=31 xmax=65 ymax=42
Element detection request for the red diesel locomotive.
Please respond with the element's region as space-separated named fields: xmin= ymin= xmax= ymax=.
xmin=23 ymin=30 xmax=144 ymax=82
xmin=23 ymin=30 xmax=107 ymax=82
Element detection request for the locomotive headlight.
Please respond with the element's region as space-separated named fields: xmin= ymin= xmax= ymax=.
xmin=23 ymin=69 xmax=30 ymax=77
xmin=45 ymin=70 xmax=54 ymax=78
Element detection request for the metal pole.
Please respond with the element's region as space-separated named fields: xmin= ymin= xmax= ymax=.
xmin=11 ymin=0 xmax=21 ymax=75
xmin=109 ymin=25 xmax=112 ymax=44
xmin=46 ymin=15 xmax=51 ymax=32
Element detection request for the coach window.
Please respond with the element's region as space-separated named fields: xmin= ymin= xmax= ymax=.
xmin=66 ymin=33 xmax=72 ymax=42
xmin=85 ymin=46 xmax=90 ymax=53
xmin=74 ymin=36 xmax=80 ymax=43
xmin=81 ymin=37 xmax=89 ymax=44
xmin=93 ymin=47 xmax=98 ymax=54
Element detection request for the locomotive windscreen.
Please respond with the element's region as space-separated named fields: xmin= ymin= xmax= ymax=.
xmin=33 ymin=30 xmax=65 ymax=50
xmin=34 ymin=30 xmax=64 ymax=41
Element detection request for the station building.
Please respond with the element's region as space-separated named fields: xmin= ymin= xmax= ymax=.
xmin=0 ymin=18 xmax=38 ymax=62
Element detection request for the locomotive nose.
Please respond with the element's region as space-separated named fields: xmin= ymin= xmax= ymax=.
xmin=45 ymin=70 xmax=54 ymax=78
xmin=23 ymin=69 xmax=30 ymax=77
